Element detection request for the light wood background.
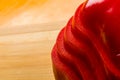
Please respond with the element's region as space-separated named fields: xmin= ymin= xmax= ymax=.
xmin=0 ymin=0 xmax=84 ymax=80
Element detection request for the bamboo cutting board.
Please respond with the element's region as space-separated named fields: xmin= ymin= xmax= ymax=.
xmin=0 ymin=21 xmax=66 ymax=80
xmin=0 ymin=0 xmax=84 ymax=80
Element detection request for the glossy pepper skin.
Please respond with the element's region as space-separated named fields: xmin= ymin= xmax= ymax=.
xmin=51 ymin=0 xmax=120 ymax=80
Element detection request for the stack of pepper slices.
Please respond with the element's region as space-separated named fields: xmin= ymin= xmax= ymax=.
xmin=51 ymin=0 xmax=120 ymax=80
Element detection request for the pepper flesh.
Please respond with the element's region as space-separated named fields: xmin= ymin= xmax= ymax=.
xmin=51 ymin=0 xmax=120 ymax=80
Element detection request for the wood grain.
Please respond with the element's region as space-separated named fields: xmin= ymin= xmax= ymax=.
xmin=0 ymin=0 xmax=84 ymax=80
xmin=0 ymin=22 xmax=63 ymax=80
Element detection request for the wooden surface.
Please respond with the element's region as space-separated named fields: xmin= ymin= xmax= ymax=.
xmin=0 ymin=22 xmax=64 ymax=80
xmin=0 ymin=0 xmax=84 ymax=80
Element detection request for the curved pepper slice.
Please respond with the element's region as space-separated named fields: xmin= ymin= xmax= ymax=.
xmin=51 ymin=0 xmax=120 ymax=80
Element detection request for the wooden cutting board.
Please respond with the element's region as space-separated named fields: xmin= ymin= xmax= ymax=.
xmin=0 ymin=0 xmax=84 ymax=80
xmin=0 ymin=22 xmax=65 ymax=80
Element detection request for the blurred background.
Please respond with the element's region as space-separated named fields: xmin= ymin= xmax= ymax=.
xmin=0 ymin=0 xmax=84 ymax=80
xmin=0 ymin=0 xmax=84 ymax=26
